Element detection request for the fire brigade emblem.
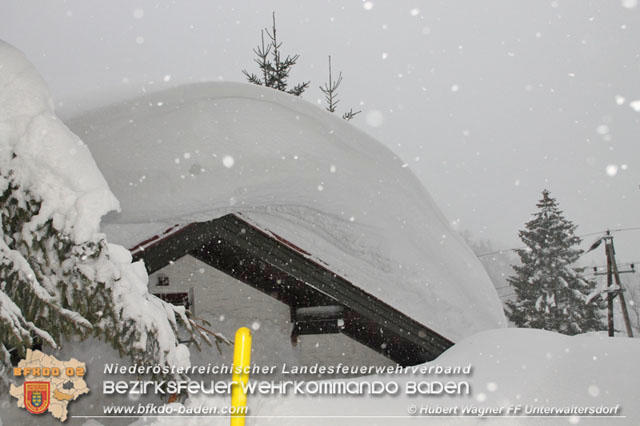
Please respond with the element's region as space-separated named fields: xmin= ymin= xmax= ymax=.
xmin=24 ymin=382 xmax=50 ymax=414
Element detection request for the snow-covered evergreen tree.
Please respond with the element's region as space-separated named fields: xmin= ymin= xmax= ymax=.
xmin=0 ymin=41 xmax=225 ymax=389
xmin=505 ymin=190 xmax=605 ymax=335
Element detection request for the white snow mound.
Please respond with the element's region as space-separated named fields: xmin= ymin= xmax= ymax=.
xmin=69 ymin=82 xmax=505 ymax=340
xmin=0 ymin=40 xmax=119 ymax=243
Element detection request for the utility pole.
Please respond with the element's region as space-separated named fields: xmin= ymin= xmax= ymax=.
xmin=605 ymin=240 xmax=614 ymax=336
xmin=599 ymin=232 xmax=634 ymax=337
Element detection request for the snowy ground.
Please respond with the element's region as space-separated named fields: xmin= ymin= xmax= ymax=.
xmin=121 ymin=329 xmax=640 ymax=426
xmin=2 ymin=328 xmax=638 ymax=426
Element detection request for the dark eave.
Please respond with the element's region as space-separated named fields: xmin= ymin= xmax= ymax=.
xmin=132 ymin=214 xmax=453 ymax=365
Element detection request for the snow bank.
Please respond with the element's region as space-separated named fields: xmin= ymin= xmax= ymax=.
xmin=69 ymin=82 xmax=505 ymax=340
xmin=129 ymin=328 xmax=640 ymax=426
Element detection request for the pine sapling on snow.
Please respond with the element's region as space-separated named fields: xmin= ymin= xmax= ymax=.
xmin=319 ymin=55 xmax=361 ymax=121
xmin=242 ymin=12 xmax=310 ymax=96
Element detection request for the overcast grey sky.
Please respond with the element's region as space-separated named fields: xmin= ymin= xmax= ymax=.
xmin=2 ymin=0 xmax=639 ymax=264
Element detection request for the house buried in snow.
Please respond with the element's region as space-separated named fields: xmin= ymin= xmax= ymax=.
xmin=129 ymin=213 xmax=452 ymax=366
xmin=70 ymin=82 xmax=506 ymax=371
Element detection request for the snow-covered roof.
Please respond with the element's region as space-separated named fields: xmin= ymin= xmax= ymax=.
xmin=68 ymin=82 xmax=505 ymax=341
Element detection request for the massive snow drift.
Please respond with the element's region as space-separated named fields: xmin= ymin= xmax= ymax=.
xmin=69 ymin=82 xmax=505 ymax=340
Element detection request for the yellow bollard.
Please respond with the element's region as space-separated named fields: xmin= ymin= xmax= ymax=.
xmin=231 ymin=327 xmax=252 ymax=426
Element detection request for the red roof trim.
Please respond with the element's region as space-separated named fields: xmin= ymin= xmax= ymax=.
xmin=130 ymin=223 xmax=192 ymax=255
xmin=128 ymin=217 xmax=313 ymax=259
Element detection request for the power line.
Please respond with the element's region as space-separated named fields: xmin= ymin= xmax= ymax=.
xmin=476 ymin=227 xmax=640 ymax=258
xmin=580 ymin=226 xmax=640 ymax=239
xmin=587 ymin=261 xmax=638 ymax=271
xmin=476 ymin=246 xmax=523 ymax=258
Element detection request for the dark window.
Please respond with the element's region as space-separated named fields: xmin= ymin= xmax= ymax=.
xmin=153 ymin=292 xmax=190 ymax=311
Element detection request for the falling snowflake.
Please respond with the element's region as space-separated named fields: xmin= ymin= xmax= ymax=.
xmin=222 ymin=155 xmax=235 ymax=168
xmin=365 ymin=110 xmax=384 ymax=127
